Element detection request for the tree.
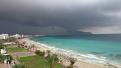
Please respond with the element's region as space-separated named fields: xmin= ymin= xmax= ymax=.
xmin=46 ymin=54 xmax=59 ymax=68
xmin=30 ymin=44 xmax=36 ymax=51
xmin=12 ymin=64 xmax=25 ymax=68
xmin=46 ymin=50 xmax=51 ymax=57
xmin=15 ymin=41 xmax=20 ymax=47
xmin=67 ymin=58 xmax=76 ymax=68
xmin=6 ymin=55 xmax=13 ymax=64
xmin=0 ymin=55 xmax=4 ymax=63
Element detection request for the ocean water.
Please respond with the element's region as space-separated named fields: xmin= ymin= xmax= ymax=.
xmin=32 ymin=35 xmax=121 ymax=67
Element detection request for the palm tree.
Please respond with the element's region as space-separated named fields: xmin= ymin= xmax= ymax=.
xmin=15 ymin=40 xmax=20 ymax=47
xmin=21 ymin=42 xmax=26 ymax=48
xmin=6 ymin=55 xmax=13 ymax=64
xmin=30 ymin=44 xmax=36 ymax=52
xmin=12 ymin=64 xmax=25 ymax=68
xmin=46 ymin=54 xmax=59 ymax=68
xmin=46 ymin=50 xmax=51 ymax=57
xmin=67 ymin=58 xmax=76 ymax=68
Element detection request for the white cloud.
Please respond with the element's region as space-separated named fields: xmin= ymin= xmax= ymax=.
xmin=79 ymin=26 xmax=121 ymax=34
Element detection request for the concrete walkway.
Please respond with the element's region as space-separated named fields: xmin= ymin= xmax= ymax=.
xmin=13 ymin=52 xmax=35 ymax=57
xmin=0 ymin=64 xmax=8 ymax=68
xmin=11 ymin=52 xmax=35 ymax=64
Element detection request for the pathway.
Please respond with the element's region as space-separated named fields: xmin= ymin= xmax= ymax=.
xmin=0 ymin=64 xmax=8 ymax=68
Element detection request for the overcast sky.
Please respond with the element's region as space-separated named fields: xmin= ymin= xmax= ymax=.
xmin=0 ymin=0 xmax=121 ymax=34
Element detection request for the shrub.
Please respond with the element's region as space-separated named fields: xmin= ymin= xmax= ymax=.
xmin=35 ymin=50 xmax=45 ymax=57
xmin=46 ymin=54 xmax=59 ymax=68
xmin=12 ymin=64 xmax=25 ymax=68
xmin=0 ymin=44 xmax=4 ymax=49
xmin=67 ymin=65 xmax=73 ymax=68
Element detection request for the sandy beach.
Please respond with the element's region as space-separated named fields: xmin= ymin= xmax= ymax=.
xmin=18 ymin=38 xmax=118 ymax=68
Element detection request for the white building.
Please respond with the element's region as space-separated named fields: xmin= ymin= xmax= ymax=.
xmin=12 ymin=34 xmax=22 ymax=38
xmin=0 ymin=49 xmax=7 ymax=55
xmin=3 ymin=42 xmax=16 ymax=45
xmin=0 ymin=34 xmax=9 ymax=39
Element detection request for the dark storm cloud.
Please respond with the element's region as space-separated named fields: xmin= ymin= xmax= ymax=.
xmin=0 ymin=0 xmax=121 ymax=34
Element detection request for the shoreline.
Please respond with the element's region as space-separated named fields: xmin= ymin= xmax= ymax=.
xmin=18 ymin=38 xmax=119 ymax=68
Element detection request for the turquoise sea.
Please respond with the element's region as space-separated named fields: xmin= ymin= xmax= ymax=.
xmin=32 ymin=35 xmax=121 ymax=67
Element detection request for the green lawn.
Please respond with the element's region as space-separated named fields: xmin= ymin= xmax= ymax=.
xmin=7 ymin=47 xmax=27 ymax=53
xmin=18 ymin=55 xmax=63 ymax=68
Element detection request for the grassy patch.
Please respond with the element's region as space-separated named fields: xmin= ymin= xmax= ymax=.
xmin=7 ymin=47 xmax=27 ymax=53
xmin=18 ymin=55 xmax=63 ymax=68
